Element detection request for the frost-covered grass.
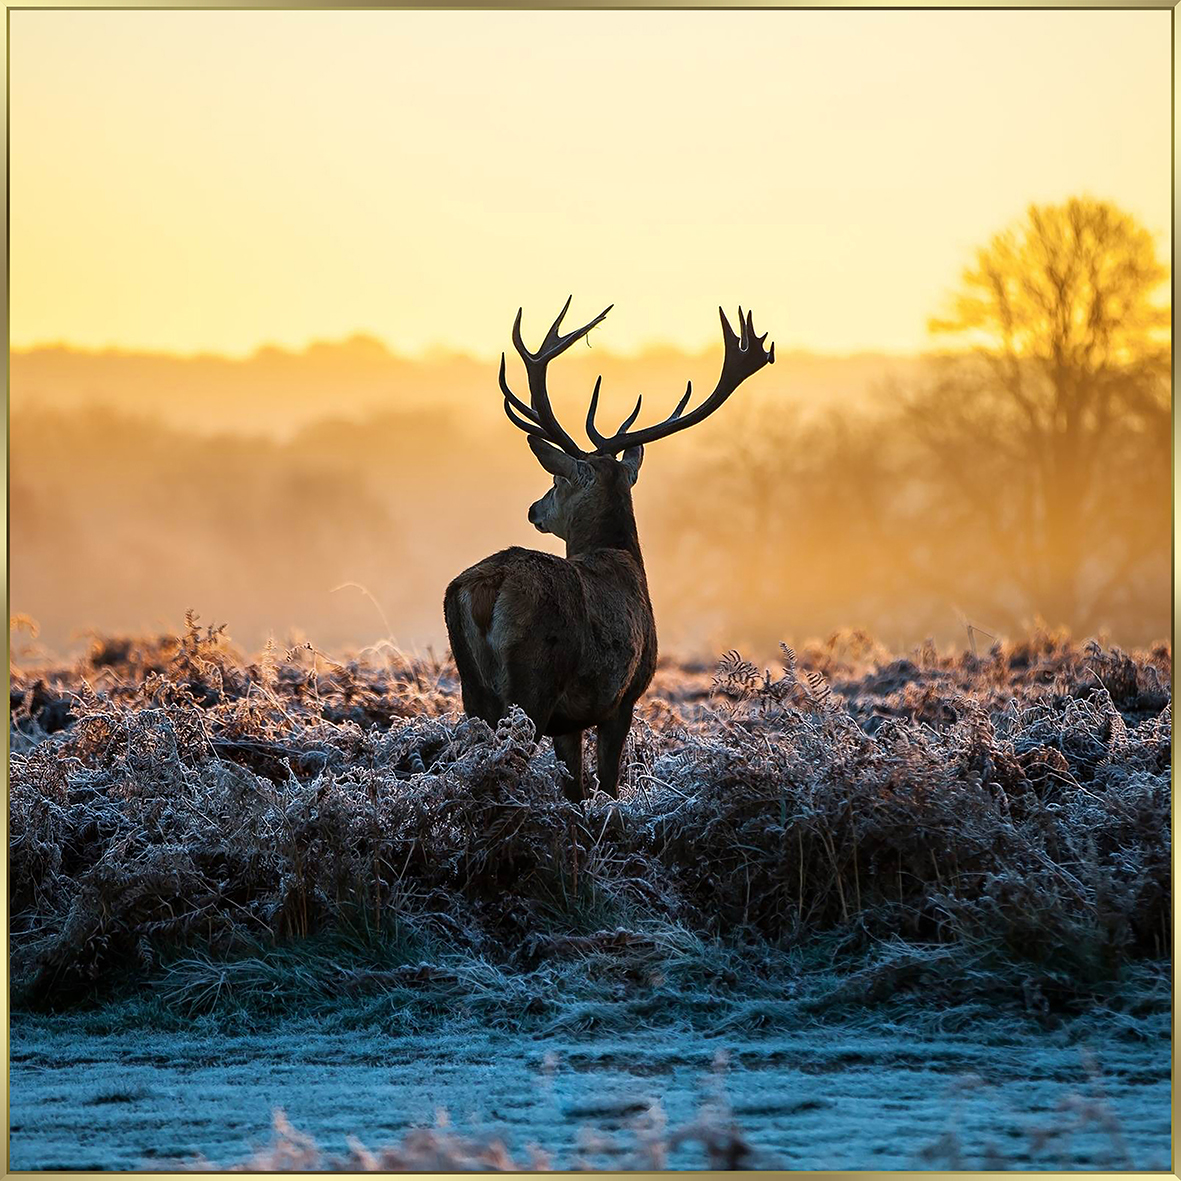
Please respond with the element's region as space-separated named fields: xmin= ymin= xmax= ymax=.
xmin=11 ymin=1008 xmax=1170 ymax=1170
xmin=10 ymin=617 xmax=1171 ymax=1017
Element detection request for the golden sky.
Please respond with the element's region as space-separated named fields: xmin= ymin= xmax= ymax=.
xmin=10 ymin=9 xmax=1171 ymax=359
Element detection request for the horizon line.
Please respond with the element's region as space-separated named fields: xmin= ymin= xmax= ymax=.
xmin=10 ymin=333 xmax=938 ymax=366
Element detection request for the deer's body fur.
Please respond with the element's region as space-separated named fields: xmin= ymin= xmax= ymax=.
xmin=445 ymin=543 xmax=656 ymax=737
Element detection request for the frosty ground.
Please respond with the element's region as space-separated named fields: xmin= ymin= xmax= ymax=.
xmin=9 ymin=623 xmax=1172 ymax=1169
xmin=10 ymin=996 xmax=1170 ymax=1170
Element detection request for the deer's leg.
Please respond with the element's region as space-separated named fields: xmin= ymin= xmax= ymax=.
xmin=553 ymin=731 xmax=585 ymax=804
xmin=595 ymin=703 xmax=634 ymax=799
xmin=502 ymin=665 xmax=554 ymax=749
xmin=456 ymin=668 xmax=503 ymax=726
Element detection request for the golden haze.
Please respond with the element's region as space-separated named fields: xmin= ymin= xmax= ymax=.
xmin=11 ymin=198 xmax=1170 ymax=659
xmin=7 ymin=11 xmax=1171 ymax=659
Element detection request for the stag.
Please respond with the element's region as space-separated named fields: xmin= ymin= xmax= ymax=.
xmin=444 ymin=299 xmax=774 ymax=801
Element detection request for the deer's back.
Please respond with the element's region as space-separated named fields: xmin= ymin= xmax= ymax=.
xmin=446 ymin=545 xmax=656 ymax=728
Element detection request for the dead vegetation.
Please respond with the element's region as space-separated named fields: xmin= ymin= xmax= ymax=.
xmin=182 ymin=1045 xmax=1149 ymax=1172
xmin=183 ymin=1095 xmax=759 ymax=1172
xmin=9 ymin=616 xmax=1171 ymax=1014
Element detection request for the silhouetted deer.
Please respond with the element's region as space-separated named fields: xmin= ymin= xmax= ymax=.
xmin=444 ymin=299 xmax=774 ymax=801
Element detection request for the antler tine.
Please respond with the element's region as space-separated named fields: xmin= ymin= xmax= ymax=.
xmin=523 ymin=296 xmax=614 ymax=362
xmin=503 ymin=396 xmax=548 ymax=439
xmin=587 ymin=380 xmax=644 ymax=452
xmin=588 ymin=305 xmax=774 ymax=455
xmin=721 ymin=306 xmax=741 ymax=349
xmin=586 ymin=377 xmax=609 ymax=451
xmin=499 ymin=352 xmax=540 ymax=424
xmin=616 ymin=394 xmax=643 ymax=435
xmin=668 ymin=382 xmax=693 ymax=421
xmin=538 ymin=294 xmax=574 ymax=355
xmin=501 ymin=300 xmax=613 ymax=457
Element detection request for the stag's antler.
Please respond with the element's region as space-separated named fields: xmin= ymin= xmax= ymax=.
xmin=499 ymin=296 xmax=611 ymax=457
xmin=586 ymin=307 xmax=774 ymax=454
xmin=500 ymin=301 xmax=774 ymax=457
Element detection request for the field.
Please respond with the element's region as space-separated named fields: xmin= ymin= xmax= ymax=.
xmin=9 ymin=619 xmax=1172 ymax=1168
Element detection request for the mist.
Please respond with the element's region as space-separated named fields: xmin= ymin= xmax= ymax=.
xmin=10 ymin=335 xmax=1168 ymax=660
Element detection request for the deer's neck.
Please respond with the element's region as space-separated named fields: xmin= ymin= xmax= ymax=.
xmin=565 ymin=498 xmax=645 ymax=567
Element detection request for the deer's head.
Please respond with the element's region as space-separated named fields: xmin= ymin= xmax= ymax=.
xmin=499 ymin=298 xmax=775 ymax=548
xmin=525 ymin=442 xmax=643 ymax=539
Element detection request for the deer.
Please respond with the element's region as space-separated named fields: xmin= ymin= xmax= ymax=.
xmin=444 ymin=298 xmax=774 ymax=802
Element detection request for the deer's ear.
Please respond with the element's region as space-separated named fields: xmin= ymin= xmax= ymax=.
xmin=528 ymin=435 xmax=581 ymax=480
xmin=620 ymin=445 xmax=644 ymax=486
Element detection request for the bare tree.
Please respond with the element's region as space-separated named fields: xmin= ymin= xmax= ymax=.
xmin=902 ymin=197 xmax=1169 ymax=633
xmin=649 ymin=198 xmax=1169 ymax=648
